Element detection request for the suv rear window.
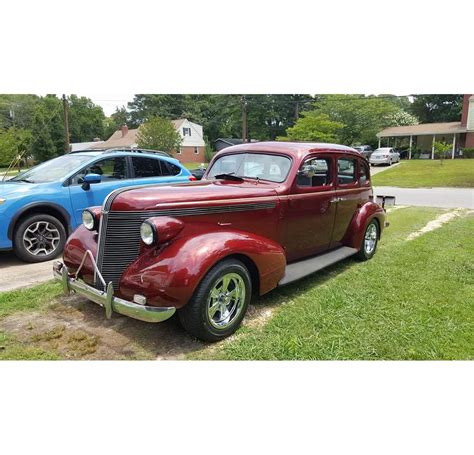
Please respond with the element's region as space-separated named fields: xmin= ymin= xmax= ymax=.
xmin=132 ymin=157 xmax=164 ymax=178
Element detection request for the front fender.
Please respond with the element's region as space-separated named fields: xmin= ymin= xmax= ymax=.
xmin=342 ymin=202 xmax=386 ymax=250
xmin=63 ymin=225 xmax=98 ymax=284
xmin=119 ymin=230 xmax=287 ymax=308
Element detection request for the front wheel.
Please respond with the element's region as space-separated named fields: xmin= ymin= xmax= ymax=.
xmin=13 ymin=214 xmax=66 ymax=263
xmin=356 ymin=219 xmax=379 ymax=261
xmin=178 ymin=259 xmax=251 ymax=341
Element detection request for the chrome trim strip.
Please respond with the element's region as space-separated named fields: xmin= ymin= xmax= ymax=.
xmin=107 ymin=201 xmax=276 ymax=218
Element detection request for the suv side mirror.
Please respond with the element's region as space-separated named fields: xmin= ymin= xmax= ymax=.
xmin=81 ymin=173 xmax=101 ymax=191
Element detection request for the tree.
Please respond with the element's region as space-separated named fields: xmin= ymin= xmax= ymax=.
xmin=0 ymin=94 xmax=40 ymax=130
xmin=313 ymin=95 xmax=417 ymax=147
xmin=127 ymin=94 xmax=315 ymax=146
xmin=136 ymin=117 xmax=182 ymax=153
xmin=104 ymin=106 xmax=131 ymax=139
xmin=67 ymin=95 xmax=105 ymax=142
xmin=410 ymin=95 xmax=463 ymax=123
xmin=433 ymin=141 xmax=452 ymax=164
xmin=278 ymin=112 xmax=343 ymax=142
xmin=0 ymin=128 xmax=32 ymax=167
xmin=30 ymin=109 xmax=57 ymax=162
xmin=129 ymin=95 xmax=188 ymax=126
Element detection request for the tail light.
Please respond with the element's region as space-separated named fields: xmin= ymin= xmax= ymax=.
xmin=189 ymin=175 xmax=197 ymax=181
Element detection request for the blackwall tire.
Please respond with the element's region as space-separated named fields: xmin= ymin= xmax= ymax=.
xmin=178 ymin=259 xmax=252 ymax=342
xmin=13 ymin=214 xmax=66 ymax=263
xmin=356 ymin=219 xmax=379 ymax=261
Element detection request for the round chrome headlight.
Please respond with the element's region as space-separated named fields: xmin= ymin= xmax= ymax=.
xmin=82 ymin=210 xmax=96 ymax=231
xmin=140 ymin=221 xmax=156 ymax=246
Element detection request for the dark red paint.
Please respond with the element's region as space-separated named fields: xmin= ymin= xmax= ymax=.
xmin=63 ymin=142 xmax=385 ymax=308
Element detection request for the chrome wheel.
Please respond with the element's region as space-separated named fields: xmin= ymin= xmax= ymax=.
xmin=207 ymin=272 xmax=246 ymax=329
xmin=22 ymin=221 xmax=61 ymax=256
xmin=364 ymin=223 xmax=377 ymax=255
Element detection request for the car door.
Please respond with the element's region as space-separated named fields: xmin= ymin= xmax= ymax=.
xmin=68 ymin=156 xmax=130 ymax=226
xmin=331 ymin=155 xmax=366 ymax=246
xmin=284 ymin=154 xmax=337 ymax=262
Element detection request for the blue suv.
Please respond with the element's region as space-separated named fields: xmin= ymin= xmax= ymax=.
xmin=0 ymin=148 xmax=194 ymax=262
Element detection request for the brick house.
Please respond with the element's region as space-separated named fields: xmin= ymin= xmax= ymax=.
xmin=94 ymin=118 xmax=206 ymax=163
xmin=376 ymin=95 xmax=474 ymax=159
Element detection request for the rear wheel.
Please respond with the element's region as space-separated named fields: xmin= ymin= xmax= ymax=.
xmin=178 ymin=259 xmax=251 ymax=341
xmin=356 ymin=219 xmax=379 ymax=261
xmin=13 ymin=214 xmax=66 ymax=263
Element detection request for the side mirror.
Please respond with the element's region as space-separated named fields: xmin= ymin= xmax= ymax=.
xmin=81 ymin=173 xmax=101 ymax=191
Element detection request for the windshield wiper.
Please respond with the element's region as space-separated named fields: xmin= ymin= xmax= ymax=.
xmin=16 ymin=178 xmax=34 ymax=183
xmin=214 ymin=173 xmax=244 ymax=182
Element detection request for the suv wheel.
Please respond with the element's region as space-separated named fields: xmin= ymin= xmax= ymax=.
xmin=178 ymin=259 xmax=251 ymax=341
xmin=13 ymin=214 xmax=66 ymax=263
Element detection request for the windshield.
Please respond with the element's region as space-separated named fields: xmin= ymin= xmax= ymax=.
xmin=207 ymin=152 xmax=291 ymax=183
xmin=10 ymin=154 xmax=94 ymax=183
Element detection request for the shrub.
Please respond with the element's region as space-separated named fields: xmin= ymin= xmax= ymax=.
xmin=461 ymin=148 xmax=474 ymax=159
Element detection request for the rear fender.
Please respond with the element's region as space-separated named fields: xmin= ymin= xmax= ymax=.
xmin=119 ymin=230 xmax=287 ymax=308
xmin=342 ymin=202 xmax=386 ymax=250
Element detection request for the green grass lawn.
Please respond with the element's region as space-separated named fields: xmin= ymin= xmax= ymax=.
xmin=0 ymin=282 xmax=63 ymax=360
xmin=372 ymin=159 xmax=474 ymax=188
xmin=193 ymin=207 xmax=474 ymax=360
xmin=1 ymin=208 xmax=473 ymax=360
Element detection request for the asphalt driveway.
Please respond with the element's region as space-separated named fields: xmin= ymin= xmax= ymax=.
xmin=374 ymin=186 xmax=473 ymax=209
xmin=0 ymin=252 xmax=55 ymax=292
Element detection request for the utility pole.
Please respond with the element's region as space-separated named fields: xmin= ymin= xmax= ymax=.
xmin=241 ymin=95 xmax=248 ymax=142
xmin=62 ymin=94 xmax=70 ymax=153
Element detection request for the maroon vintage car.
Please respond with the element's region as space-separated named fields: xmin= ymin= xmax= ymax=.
xmin=53 ymin=142 xmax=387 ymax=341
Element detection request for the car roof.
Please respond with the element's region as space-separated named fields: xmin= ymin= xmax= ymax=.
xmin=214 ymin=141 xmax=361 ymax=160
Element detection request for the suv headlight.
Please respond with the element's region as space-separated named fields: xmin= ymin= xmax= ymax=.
xmin=82 ymin=209 xmax=97 ymax=231
xmin=140 ymin=221 xmax=156 ymax=246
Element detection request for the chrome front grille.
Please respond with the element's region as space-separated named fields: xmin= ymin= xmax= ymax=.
xmin=96 ymin=211 xmax=153 ymax=290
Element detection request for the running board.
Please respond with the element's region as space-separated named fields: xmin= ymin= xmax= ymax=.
xmin=278 ymin=247 xmax=358 ymax=286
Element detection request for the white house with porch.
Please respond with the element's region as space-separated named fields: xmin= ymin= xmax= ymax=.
xmin=376 ymin=95 xmax=474 ymax=159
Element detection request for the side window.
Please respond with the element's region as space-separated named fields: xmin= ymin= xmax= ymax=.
xmin=72 ymin=157 xmax=127 ymax=184
xmin=161 ymin=161 xmax=181 ymax=176
xmin=337 ymin=158 xmax=357 ymax=185
xmin=132 ymin=157 xmax=163 ymax=178
xmin=296 ymin=157 xmax=332 ymax=188
xmin=359 ymin=161 xmax=370 ymax=185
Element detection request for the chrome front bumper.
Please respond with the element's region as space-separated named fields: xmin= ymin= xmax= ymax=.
xmin=52 ymin=254 xmax=176 ymax=324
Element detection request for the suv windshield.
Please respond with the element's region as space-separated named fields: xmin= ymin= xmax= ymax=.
xmin=207 ymin=152 xmax=291 ymax=183
xmin=10 ymin=154 xmax=94 ymax=183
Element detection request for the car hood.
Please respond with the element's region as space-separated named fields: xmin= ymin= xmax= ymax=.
xmin=109 ymin=179 xmax=280 ymax=211
xmin=0 ymin=181 xmax=37 ymax=199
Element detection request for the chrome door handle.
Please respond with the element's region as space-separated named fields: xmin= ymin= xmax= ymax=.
xmin=330 ymin=197 xmax=341 ymax=203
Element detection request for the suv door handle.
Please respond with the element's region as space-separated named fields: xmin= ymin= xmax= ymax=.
xmin=330 ymin=197 xmax=341 ymax=203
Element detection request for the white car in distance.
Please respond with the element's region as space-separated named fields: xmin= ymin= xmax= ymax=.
xmin=369 ymin=147 xmax=400 ymax=166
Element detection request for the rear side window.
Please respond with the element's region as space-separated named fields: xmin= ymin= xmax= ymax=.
xmin=337 ymin=158 xmax=357 ymax=185
xmin=296 ymin=157 xmax=332 ymax=188
xmin=359 ymin=161 xmax=370 ymax=185
xmin=132 ymin=157 xmax=164 ymax=178
xmin=161 ymin=161 xmax=182 ymax=176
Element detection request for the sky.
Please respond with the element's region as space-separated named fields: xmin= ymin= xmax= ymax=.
xmin=88 ymin=95 xmax=135 ymax=116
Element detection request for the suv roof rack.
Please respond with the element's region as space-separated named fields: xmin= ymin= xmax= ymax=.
xmin=70 ymin=147 xmax=171 ymax=157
